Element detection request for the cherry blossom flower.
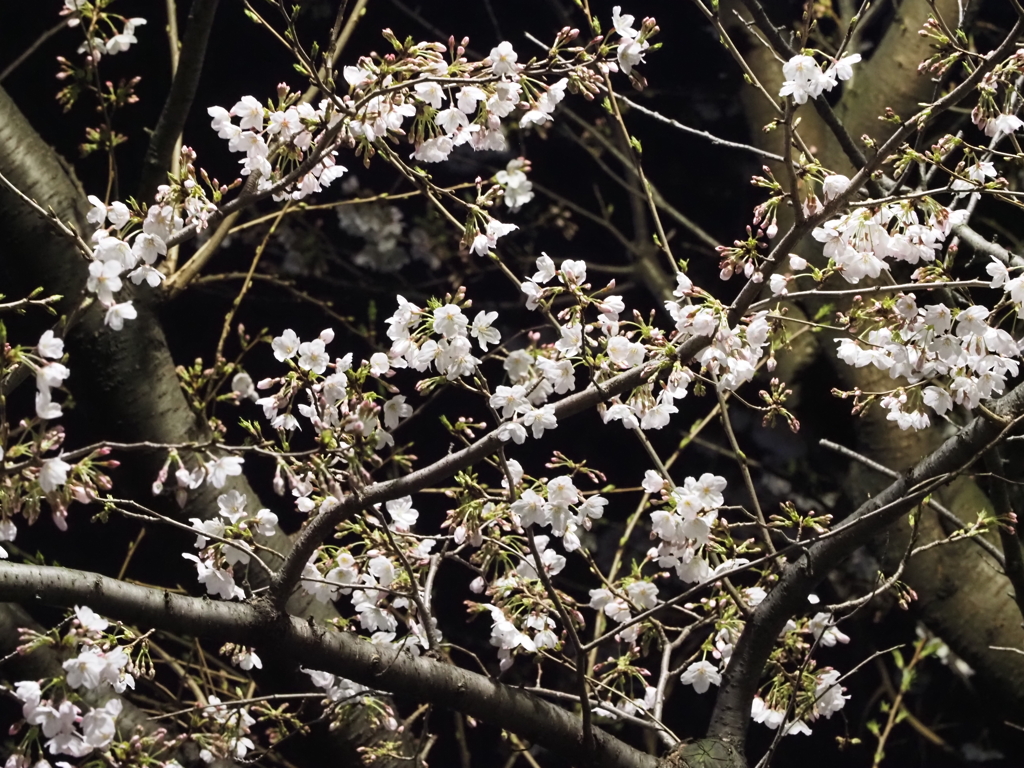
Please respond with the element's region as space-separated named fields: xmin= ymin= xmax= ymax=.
xmin=272 ymin=329 xmax=300 ymax=361
xmin=206 ymin=455 xmax=244 ymax=489
xmin=642 ymin=470 xmax=666 ymax=494
xmin=37 ymin=330 xmax=64 ymax=359
xmin=617 ymin=38 xmax=649 ymax=74
xmin=521 ymin=280 xmax=544 ymax=309
xmin=383 ymin=395 xmax=413 ymax=429
xmin=821 ymin=174 xmax=851 ymax=201
xmin=183 ymin=553 xmax=245 ymax=600
xmin=779 ymin=55 xmax=828 ymax=104
xmin=298 ymin=339 xmax=330 ymax=374
xmin=680 ymin=660 xmax=722 ymax=693
xmin=433 ymin=304 xmax=468 ymax=338
xmin=254 ymin=509 xmax=278 ymax=537
xmin=489 ymin=41 xmax=518 ymax=75
xmin=87 ymin=260 xmax=123 ymax=304
xmin=640 ymin=400 xmax=678 ymax=430
xmin=809 ymin=612 xmax=851 ymax=647
xmin=74 ymin=605 xmax=109 ymax=635
xmin=626 ymin=580 xmax=659 ymax=610
xmin=80 ymin=698 xmax=122 ymax=750
xmin=217 ymin=489 xmax=248 ymax=523
xmin=234 ymin=648 xmax=263 ymax=670
xmin=827 ymin=53 xmax=861 ymax=82
xmin=385 ymin=496 xmax=419 ymax=531
xmin=521 ymin=404 xmax=557 ymax=439
xmin=983 ymin=112 xmax=1023 ymax=137
xmin=104 ymin=301 xmax=137 ymax=331
xmin=413 ymin=81 xmax=444 ymax=108
xmin=612 ymin=6 xmax=639 ymax=38
xmin=86 ymin=195 xmax=107 ymax=225
xmin=231 ymin=95 xmax=264 ymax=131
xmin=470 ymin=310 xmax=501 ymax=350
xmin=39 ymin=456 xmax=71 ymax=493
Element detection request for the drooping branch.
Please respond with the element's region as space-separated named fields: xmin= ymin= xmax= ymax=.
xmin=138 ymin=0 xmax=221 ymax=202
xmin=0 ymin=563 xmax=659 ymax=768
xmin=704 ymin=379 xmax=1024 ymax=752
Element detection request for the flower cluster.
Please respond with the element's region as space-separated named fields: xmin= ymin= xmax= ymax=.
xmin=184 ymin=489 xmax=278 ymax=600
xmin=302 ymin=667 xmax=399 ymax=730
xmin=11 ymin=606 xmax=133 ymax=758
xmin=495 ymin=157 xmax=535 ymax=211
xmin=198 ymin=696 xmax=256 ymax=762
xmin=209 ymin=95 xmax=348 ymax=199
xmin=383 ymin=294 xmax=501 ymax=383
xmin=834 ymin=282 xmax=1021 ymax=430
xmin=255 ymin=325 xmax=424 ymax=459
xmin=750 ymin=667 xmax=850 ymax=736
xmin=16 ymin=682 xmax=123 ymax=758
xmin=647 ymin=472 xmax=728 ymax=583
xmin=779 ymin=52 xmax=861 ymax=105
xmin=296 ymin=494 xmax=438 ymax=650
xmin=666 ymin=273 xmax=770 ymax=393
xmin=810 ymin=203 xmax=963 ymax=285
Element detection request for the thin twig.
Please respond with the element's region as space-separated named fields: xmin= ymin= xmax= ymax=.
xmin=526 ymin=528 xmax=595 ymax=753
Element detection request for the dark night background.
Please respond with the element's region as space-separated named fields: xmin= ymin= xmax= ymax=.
xmin=1 ymin=1 xmax=1022 ymax=766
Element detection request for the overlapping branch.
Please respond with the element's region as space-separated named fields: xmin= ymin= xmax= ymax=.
xmin=0 ymin=563 xmax=658 ymax=768
xmin=704 ymin=379 xmax=1024 ymax=749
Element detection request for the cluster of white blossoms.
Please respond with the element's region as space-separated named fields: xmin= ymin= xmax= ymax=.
xmin=510 ymin=473 xmax=608 ymax=551
xmin=208 ymin=96 xmax=348 ymax=200
xmin=761 ymin=192 xmax=1024 ymax=431
xmin=495 ymin=157 xmax=535 ymax=211
xmin=63 ymin=1 xmax=147 ymax=61
xmin=83 ymin=194 xmax=186 ymax=330
xmin=32 ymin=330 xmax=68 ymax=421
xmin=808 ymin=202 xmax=965 ymax=286
xmin=645 ymin=471 xmax=728 ymax=584
xmin=153 ymin=450 xmax=245 ymax=511
xmin=674 ymin=604 xmax=850 ymax=738
xmin=256 ymin=324 xmax=419 ymax=458
xmin=666 ymin=272 xmax=771 ymax=393
xmin=12 ymin=607 xmax=130 ymax=758
xmin=298 ymin=496 xmax=438 ymax=650
xmin=25 ymin=331 xmax=76 ymax=520
xmin=73 ymin=14 xmax=658 ymax=335
xmin=779 ymin=51 xmax=861 ymax=104
xmin=15 ymin=684 xmax=123 ymax=759
xmin=198 ymin=696 xmax=257 ymax=762
xmin=383 ymin=295 xmax=501 ymax=383
xmin=832 ymin=275 xmax=1022 ymax=430
xmin=486 ymin=603 xmax=560 ymax=671
xmin=302 ymin=668 xmax=399 ymax=730
xmin=589 ymin=579 xmax=658 ymax=644
xmin=183 ymin=490 xmax=278 ymax=601
xmin=749 ymin=667 xmax=850 ymax=737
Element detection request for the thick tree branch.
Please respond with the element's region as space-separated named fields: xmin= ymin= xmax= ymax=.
xmin=138 ymin=0 xmax=221 ymax=202
xmin=0 ymin=563 xmax=658 ymax=768
xmin=705 ymin=379 xmax=1024 ymax=752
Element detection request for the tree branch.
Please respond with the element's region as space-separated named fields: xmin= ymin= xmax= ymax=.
xmin=705 ymin=378 xmax=1024 ymax=753
xmin=0 ymin=562 xmax=658 ymax=768
xmin=138 ymin=0 xmax=221 ymax=202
